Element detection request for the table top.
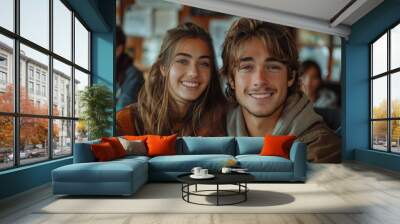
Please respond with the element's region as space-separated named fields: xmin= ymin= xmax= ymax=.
xmin=177 ymin=172 xmax=255 ymax=185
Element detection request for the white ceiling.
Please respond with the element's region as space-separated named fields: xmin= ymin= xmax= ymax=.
xmin=165 ymin=0 xmax=384 ymax=38
xmin=226 ymin=0 xmax=352 ymax=24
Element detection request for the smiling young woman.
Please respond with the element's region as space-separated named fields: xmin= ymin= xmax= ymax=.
xmin=116 ymin=23 xmax=227 ymax=136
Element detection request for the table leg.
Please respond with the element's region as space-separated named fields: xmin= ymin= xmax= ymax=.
xmin=188 ymin=184 xmax=190 ymax=202
xmin=245 ymin=183 xmax=247 ymax=201
xmin=195 ymin=184 xmax=197 ymax=192
xmin=217 ymin=184 xmax=219 ymax=206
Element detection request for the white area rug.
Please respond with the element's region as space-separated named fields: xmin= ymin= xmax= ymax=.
xmin=38 ymin=183 xmax=361 ymax=214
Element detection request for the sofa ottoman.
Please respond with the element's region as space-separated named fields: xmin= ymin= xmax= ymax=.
xmin=52 ymin=155 xmax=149 ymax=196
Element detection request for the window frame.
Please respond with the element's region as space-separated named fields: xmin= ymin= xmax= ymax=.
xmin=0 ymin=0 xmax=92 ymax=171
xmin=370 ymin=20 xmax=400 ymax=154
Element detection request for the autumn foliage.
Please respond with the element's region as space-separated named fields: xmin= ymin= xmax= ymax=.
xmin=372 ymin=99 xmax=400 ymax=142
xmin=0 ymin=84 xmax=59 ymax=150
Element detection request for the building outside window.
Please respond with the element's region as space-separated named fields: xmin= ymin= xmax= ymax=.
xmin=0 ymin=0 xmax=91 ymax=170
xmin=41 ymin=85 xmax=46 ymax=97
xmin=28 ymin=81 xmax=34 ymax=94
xmin=28 ymin=66 xmax=34 ymax=79
xmin=35 ymin=83 xmax=40 ymax=95
xmin=0 ymin=71 xmax=6 ymax=84
xmin=41 ymin=73 xmax=46 ymax=83
xmin=0 ymin=54 xmax=7 ymax=67
xmin=370 ymin=22 xmax=400 ymax=154
xmin=0 ymin=54 xmax=7 ymax=89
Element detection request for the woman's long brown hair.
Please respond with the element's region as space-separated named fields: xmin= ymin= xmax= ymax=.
xmin=137 ymin=22 xmax=225 ymax=135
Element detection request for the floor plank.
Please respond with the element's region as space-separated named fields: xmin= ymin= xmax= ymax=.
xmin=1 ymin=162 xmax=400 ymax=224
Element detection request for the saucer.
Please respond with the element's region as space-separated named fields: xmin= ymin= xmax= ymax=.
xmin=190 ymin=174 xmax=215 ymax=179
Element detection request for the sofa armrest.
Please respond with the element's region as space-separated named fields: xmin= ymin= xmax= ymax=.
xmin=289 ymin=141 xmax=307 ymax=181
xmin=73 ymin=140 xmax=100 ymax=163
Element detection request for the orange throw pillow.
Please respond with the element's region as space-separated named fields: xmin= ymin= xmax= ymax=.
xmin=101 ymin=137 xmax=126 ymax=158
xmin=260 ymin=135 xmax=297 ymax=159
xmin=146 ymin=134 xmax=177 ymax=157
xmin=91 ymin=142 xmax=117 ymax=161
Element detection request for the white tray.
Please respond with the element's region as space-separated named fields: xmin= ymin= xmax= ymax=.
xmin=190 ymin=174 xmax=215 ymax=179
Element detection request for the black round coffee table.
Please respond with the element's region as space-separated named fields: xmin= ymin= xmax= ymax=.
xmin=177 ymin=173 xmax=255 ymax=206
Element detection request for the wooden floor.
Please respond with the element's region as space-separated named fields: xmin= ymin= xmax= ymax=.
xmin=1 ymin=162 xmax=400 ymax=224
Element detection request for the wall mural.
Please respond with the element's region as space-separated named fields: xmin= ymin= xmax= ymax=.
xmin=115 ymin=0 xmax=341 ymax=163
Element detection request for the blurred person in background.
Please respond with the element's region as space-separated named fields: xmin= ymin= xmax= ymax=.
xmin=299 ymin=60 xmax=338 ymax=109
xmin=116 ymin=26 xmax=144 ymax=110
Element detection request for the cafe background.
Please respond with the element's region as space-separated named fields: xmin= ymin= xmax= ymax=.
xmin=115 ymin=0 xmax=344 ymax=135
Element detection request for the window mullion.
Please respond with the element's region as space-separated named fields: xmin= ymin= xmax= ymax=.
xmin=13 ymin=0 xmax=20 ymax=167
xmin=370 ymin=45 xmax=373 ymax=149
xmin=71 ymin=11 xmax=76 ymax=155
xmin=49 ymin=0 xmax=54 ymax=160
xmin=388 ymin=29 xmax=391 ymax=153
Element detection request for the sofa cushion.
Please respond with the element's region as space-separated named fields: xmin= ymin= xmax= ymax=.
xmin=236 ymin=155 xmax=293 ymax=172
xmin=115 ymin=155 xmax=150 ymax=163
xmin=178 ymin=137 xmax=235 ymax=155
xmin=148 ymin=154 xmax=235 ymax=172
xmin=235 ymin=137 xmax=264 ymax=155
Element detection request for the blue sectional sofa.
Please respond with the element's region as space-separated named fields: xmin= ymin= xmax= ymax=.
xmin=52 ymin=137 xmax=307 ymax=196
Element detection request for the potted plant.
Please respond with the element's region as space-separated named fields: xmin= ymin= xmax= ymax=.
xmin=79 ymin=84 xmax=113 ymax=140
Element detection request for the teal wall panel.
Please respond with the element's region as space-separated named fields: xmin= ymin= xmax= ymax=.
xmin=345 ymin=0 xmax=400 ymax=171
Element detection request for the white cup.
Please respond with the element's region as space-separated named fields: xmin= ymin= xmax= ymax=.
xmin=200 ymin=169 xmax=208 ymax=176
xmin=191 ymin=167 xmax=202 ymax=176
xmin=221 ymin=167 xmax=232 ymax=174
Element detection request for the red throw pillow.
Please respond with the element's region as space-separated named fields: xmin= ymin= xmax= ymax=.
xmin=101 ymin=137 xmax=126 ymax=158
xmin=146 ymin=134 xmax=177 ymax=157
xmin=260 ymin=135 xmax=297 ymax=159
xmin=91 ymin=142 xmax=117 ymax=161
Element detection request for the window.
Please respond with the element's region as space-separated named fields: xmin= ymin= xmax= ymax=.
xmin=0 ymin=54 xmax=7 ymax=87
xmin=36 ymin=83 xmax=40 ymax=95
xmin=0 ymin=70 xmax=7 ymax=88
xmin=20 ymin=0 xmax=49 ymax=49
xmin=75 ymin=17 xmax=90 ymax=70
xmin=28 ymin=81 xmax=34 ymax=94
xmin=370 ymin=23 xmax=400 ymax=154
xmin=42 ymin=85 xmax=46 ymax=97
xmin=35 ymin=70 xmax=40 ymax=81
xmin=0 ymin=0 xmax=91 ymax=170
xmin=0 ymin=35 xmax=13 ymax=113
xmin=0 ymin=54 xmax=7 ymax=67
xmin=0 ymin=0 xmax=14 ymax=32
xmin=28 ymin=67 xmax=34 ymax=80
xmin=53 ymin=59 xmax=72 ymax=117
